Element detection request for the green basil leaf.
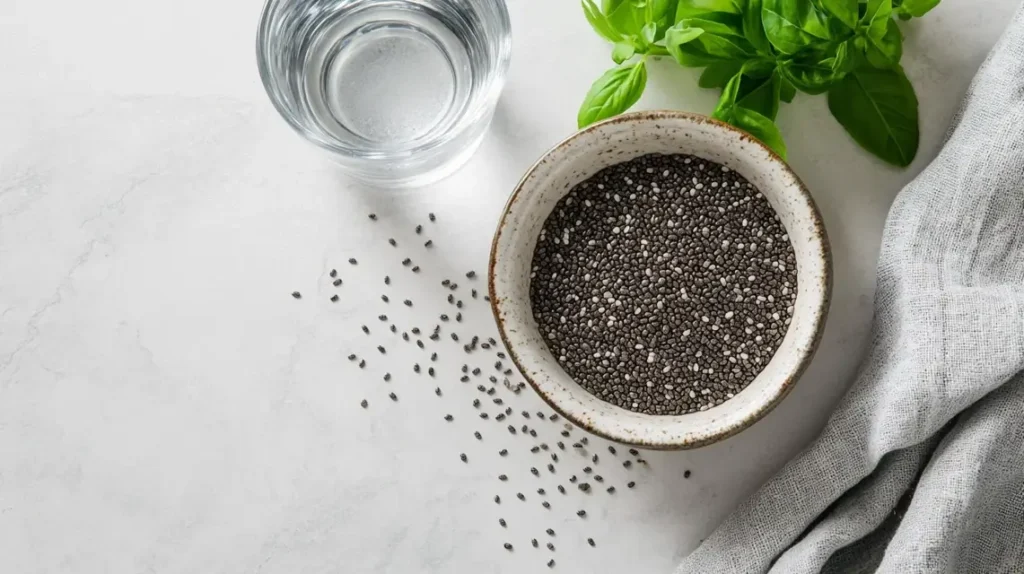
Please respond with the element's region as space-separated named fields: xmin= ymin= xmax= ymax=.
xmin=678 ymin=13 xmax=747 ymax=37
xmin=762 ymin=0 xmax=833 ymax=54
xmin=608 ymin=0 xmax=645 ymax=35
xmin=862 ymin=0 xmax=893 ymax=42
xmin=736 ymin=69 xmax=783 ymax=119
xmin=819 ymin=0 xmax=859 ymax=29
xmin=675 ymin=0 xmax=744 ymax=20
xmin=712 ymin=72 xmax=743 ymax=119
xmin=865 ymin=18 xmax=902 ymax=68
xmin=827 ymin=66 xmax=918 ymax=166
xmin=731 ymin=107 xmax=788 ymax=158
xmin=780 ymin=76 xmax=797 ymax=102
xmin=642 ymin=21 xmax=658 ymax=44
xmin=712 ymin=66 xmax=781 ymax=121
xmin=664 ymin=23 xmax=707 ymax=65
xmin=612 ymin=41 xmax=637 ymax=63
xmin=699 ymin=61 xmax=745 ymax=88
xmin=578 ymin=62 xmax=649 ymax=128
xmin=583 ymin=0 xmax=624 ymax=43
xmin=609 ymin=0 xmax=673 ymax=38
xmin=896 ymin=0 xmax=939 ymax=18
xmin=670 ymin=15 xmax=756 ymax=64
xmin=743 ymin=0 xmax=773 ymax=55
xmin=603 ymin=0 xmax=627 ymax=12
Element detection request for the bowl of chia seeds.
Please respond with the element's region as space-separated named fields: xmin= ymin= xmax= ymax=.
xmin=488 ymin=111 xmax=831 ymax=449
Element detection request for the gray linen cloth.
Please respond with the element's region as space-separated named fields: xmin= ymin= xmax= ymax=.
xmin=675 ymin=6 xmax=1024 ymax=574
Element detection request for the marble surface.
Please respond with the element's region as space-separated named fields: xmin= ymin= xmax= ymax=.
xmin=0 ymin=1 xmax=1017 ymax=572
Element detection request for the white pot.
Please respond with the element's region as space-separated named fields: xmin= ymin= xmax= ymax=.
xmin=488 ymin=111 xmax=832 ymax=449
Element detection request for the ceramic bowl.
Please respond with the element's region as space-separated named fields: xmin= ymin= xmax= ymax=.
xmin=488 ymin=111 xmax=831 ymax=450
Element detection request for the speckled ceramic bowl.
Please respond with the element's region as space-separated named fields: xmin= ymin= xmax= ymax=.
xmin=488 ymin=111 xmax=831 ymax=450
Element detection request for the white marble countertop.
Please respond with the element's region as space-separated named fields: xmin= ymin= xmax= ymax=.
xmin=0 ymin=1 xmax=1017 ymax=572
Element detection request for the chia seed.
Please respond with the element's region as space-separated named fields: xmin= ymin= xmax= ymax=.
xmin=529 ymin=153 xmax=797 ymax=414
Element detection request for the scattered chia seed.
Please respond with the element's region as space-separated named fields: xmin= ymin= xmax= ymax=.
xmin=496 ymin=414 xmax=506 ymax=421
xmin=592 ymin=454 xmax=599 ymax=463
xmin=429 ymin=213 xmax=436 ymax=222
xmin=413 ymin=364 xmax=420 ymax=373
xmin=412 ymin=266 xmax=420 ymax=273
xmin=358 ymin=360 xmax=366 ymax=368
xmin=402 ymin=258 xmax=411 ymax=266
xmin=498 ymin=474 xmax=507 ymax=481
xmin=583 ymin=466 xmax=592 ymax=473
xmin=608 ymin=446 xmax=617 ymax=455
xmin=531 ymin=467 xmax=539 ymax=476
xmin=588 ymin=538 xmax=596 ymax=547
xmin=472 ymin=289 xmax=478 ymax=298
xmin=381 ymin=295 xmax=389 ymax=303
xmin=542 ymin=501 xmax=550 ymax=509
xmin=388 ymin=238 xmax=397 ymax=247
xmin=368 ymin=213 xmax=377 ymax=220
xmin=623 ymin=461 xmax=632 ymax=468
xmin=594 ymin=475 xmax=603 ymax=482
xmin=499 ymin=449 xmax=508 ymax=456
xmin=495 ymin=495 xmax=501 ymax=504
xmin=474 ymin=431 xmax=482 ymax=440
xmin=607 ymin=486 xmax=616 ymax=494
xmin=362 ymin=326 xmax=370 ymax=334
xmin=529 ymin=153 xmax=797 ymax=414
xmin=504 ymin=543 xmax=513 ymax=551
xmin=451 ymin=333 xmax=459 ymax=342
xmin=547 ymin=559 xmax=555 ymax=568
xmin=499 ymin=518 xmax=506 ymax=527
xmin=578 ymin=483 xmax=590 ymax=492
xmin=348 ymin=354 xmax=357 ymax=361
xmin=546 ymin=528 xmax=555 ymax=536
xmin=627 ymin=481 xmax=636 ymax=488
xmin=517 ymin=493 xmax=525 ymax=501
xmin=430 ymin=352 xmax=437 ymax=361
xmin=459 ymin=453 xmax=467 ymax=462
xmin=348 ymin=258 xmax=357 ymax=265
xmin=532 ymin=539 xmax=539 ymax=548
xmin=330 ymin=269 xmax=337 ymax=278
xmin=330 ymin=295 xmax=339 ymax=302
xmin=360 ymin=399 xmax=368 ymax=408
xmin=291 ymin=291 xmax=302 ymax=299
xmin=416 ymin=224 xmax=423 ymax=234
xmin=333 ymin=279 xmax=343 ymax=286
xmin=629 ymin=449 xmax=639 ymax=456
xmin=557 ymin=485 xmax=565 ymax=494
xmin=466 ymin=271 xmax=477 ymax=279
xmin=577 ymin=510 xmax=586 ymax=518
xmin=389 ymin=392 xmax=397 ymax=401
xmin=384 ymin=275 xmax=391 ymax=285
xmin=547 ymin=463 xmax=555 ymax=473
xmin=435 ymin=387 xmax=442 ymax=396
xmin=546 ymin=542 xmax=555 ymax=551
xmin=685 ymin=470 xmax=692 ymax=478
xmin=384 ymin=373 xmax=391 ymax=381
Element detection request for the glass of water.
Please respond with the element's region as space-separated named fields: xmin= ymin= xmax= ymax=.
xmin=257 ymin=0 xmax=511 ymax=187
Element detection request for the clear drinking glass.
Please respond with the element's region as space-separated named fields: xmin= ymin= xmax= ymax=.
xmin=257 ymin=0 xmax=511 ymax=187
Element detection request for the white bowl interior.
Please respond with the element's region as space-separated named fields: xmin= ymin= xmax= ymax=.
xmin=490 ymin=112 xmax=830 ymax=448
